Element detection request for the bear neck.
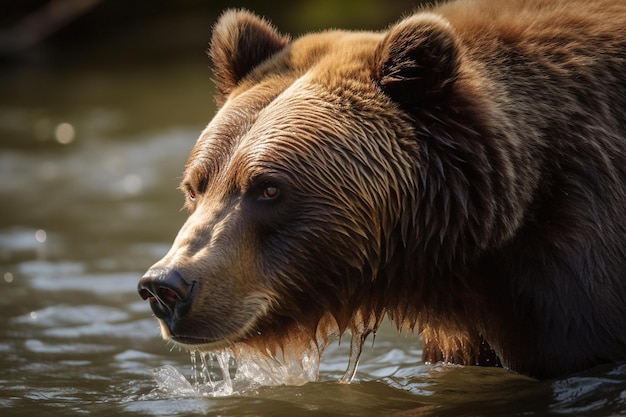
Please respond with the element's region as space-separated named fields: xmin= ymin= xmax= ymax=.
xmin=389 ymin=102 xmax=534 ymax=306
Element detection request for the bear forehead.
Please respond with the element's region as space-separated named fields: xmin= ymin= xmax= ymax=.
xmin=186 ymin=31 xmax=396 ymax=190
xmin=230 ymin=30 xmax=385 ymax=100
xmin=186 ymin=79 xmax=359 ymax=191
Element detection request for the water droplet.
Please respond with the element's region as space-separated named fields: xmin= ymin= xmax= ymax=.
xmin=54 ymin=122 xmax=75 ymax=144
xmin=4 ymin=272 xmax=13 ymax=283
xmin=190 ymin=350 xmax=198 ymax=387
xmin=35 ymin=229 xmax=47 ymax=243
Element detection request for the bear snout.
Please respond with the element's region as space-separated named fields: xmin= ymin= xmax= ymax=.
xmin=138 ymin=267 xmax=196 ymax=324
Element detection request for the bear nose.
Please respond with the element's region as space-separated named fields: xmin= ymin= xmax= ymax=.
xmin=138 ymin=267 xmax=195 ymax=322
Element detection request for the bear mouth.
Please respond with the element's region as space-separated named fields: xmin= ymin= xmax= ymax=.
xmin=156 ymin=302 xmax=272 ymax=351
xmin=159 ymin=320 xmax=240 ymax=350
xmin=170 ymin=334 xmax=225 ymax=347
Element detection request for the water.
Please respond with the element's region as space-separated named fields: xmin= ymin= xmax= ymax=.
xmin=2 ymin=60 xmax=626 ymax=417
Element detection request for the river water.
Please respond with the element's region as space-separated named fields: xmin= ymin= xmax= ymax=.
xmin=2 ymin=62 xmax=626 ymax=417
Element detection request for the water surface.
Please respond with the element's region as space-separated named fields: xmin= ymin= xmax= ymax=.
xmin=1 ymin=61 xmax=625 ymax=417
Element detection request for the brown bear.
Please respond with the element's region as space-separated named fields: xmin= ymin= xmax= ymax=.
xmin=138 ymin=0 xmax=626 ymax=380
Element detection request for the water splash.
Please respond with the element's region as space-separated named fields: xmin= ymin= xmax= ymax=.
xmin=232 ymin=341 xmax=321 ymax=386
xmin=214 ymin=350 xmax=233 ymax=395
xmin=152 ymin=365 xmax=197 ymax=396
xmin=198 ymin=350 xmax=215 ymax=389
xmin=152 ymin=315 xmax=382 ymax=395
xmin=153 ymin=350 xmax=236 ymax=397
xmin=152 ymin=342 xmax=323 ymax=397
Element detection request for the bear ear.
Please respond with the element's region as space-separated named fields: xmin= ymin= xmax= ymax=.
xmin=209 ymin=9 xmax=290 ymax=100
xmin=373 ymin=14 xmax=460 ymax=106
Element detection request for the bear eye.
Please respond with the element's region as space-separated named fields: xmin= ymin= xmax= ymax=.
xmin=184 ymin=184 xmax=196 ymax=202
xmin=259 ymin=184 xmax=280 ymax=201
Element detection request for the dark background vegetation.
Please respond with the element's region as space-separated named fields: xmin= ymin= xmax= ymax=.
xmin=0 ymin=0 xmax=425 ymax=151
xmin=0 ymin=0 xmax=422 ymax=68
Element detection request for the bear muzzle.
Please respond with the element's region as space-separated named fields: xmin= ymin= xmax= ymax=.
xmin=138 ymin=267 xmax=197 ymax=327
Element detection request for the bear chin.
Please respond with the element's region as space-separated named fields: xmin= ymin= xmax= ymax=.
xmin=162 ymin=309 xmax=372 ymax=382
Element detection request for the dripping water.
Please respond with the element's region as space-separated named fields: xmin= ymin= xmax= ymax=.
xmin=190 ymin=350 xmax=197 ymax=387
xmin=198 ymin=351 xmax=216 ymax=389
xmin=339 ymin=322 xmax=372 ymax=383
xmin=215 ymin=350 xmax=233 ymax=395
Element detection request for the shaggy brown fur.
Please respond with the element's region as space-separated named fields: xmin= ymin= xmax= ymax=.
xmin=139 ymin=0 xmax=626 ymax=379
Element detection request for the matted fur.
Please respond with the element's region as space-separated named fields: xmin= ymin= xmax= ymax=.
xmin=140 ymin=0 xmax=626 ymax=379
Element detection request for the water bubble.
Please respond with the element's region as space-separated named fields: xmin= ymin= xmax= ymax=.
xmin=3 ymin=272 xmax=13 ymax=283
xmin=30 ymin=311 xmax=38 ymax=320
xmin=35 ymin=229 xmax=47 ymax=243
xmin=54 ymin=122 xmax=75 ymax=144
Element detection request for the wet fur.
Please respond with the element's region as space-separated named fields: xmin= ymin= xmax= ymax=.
xmin=146 ymin=0 xmax=626 ymax=379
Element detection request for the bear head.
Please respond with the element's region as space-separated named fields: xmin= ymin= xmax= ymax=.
xmin=138 ymin=9 xmax=504 ymax=372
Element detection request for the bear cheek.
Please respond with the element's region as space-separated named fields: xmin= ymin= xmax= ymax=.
xmin=172 ymin=281 xmax=252 ymax=342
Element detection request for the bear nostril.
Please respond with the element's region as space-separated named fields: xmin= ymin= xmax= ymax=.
xmin=138 ymin=288 xmax=156 ymax=302
xmin=157 ymin=287 xmax=180 ymax=306
xmin=137 ymin=267 xmax=195 ymax=321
